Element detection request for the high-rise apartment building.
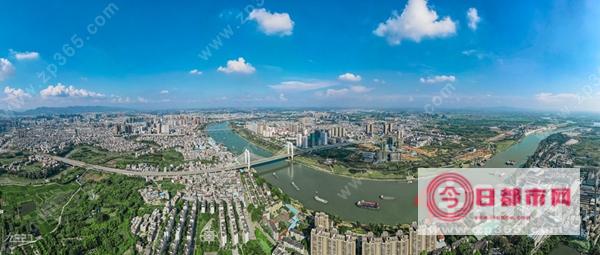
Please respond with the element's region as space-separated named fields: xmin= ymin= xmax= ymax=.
xmin=314 ymin=212 xmax=330 ymax=230
xmin=311 ymin=212 xmax=357 ymax=255
xmin=383 ymin=122 xmax=393 ymax=135
xmin=366 ymin=122 xmax=374 ymax=135
xmin=362 ymin=228 xmax=436 ymax=255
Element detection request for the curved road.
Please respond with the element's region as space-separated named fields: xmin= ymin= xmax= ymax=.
xmin=48 ymin=142 xmax=354 ymax=177
xmin=48 ymin=155 xmax=288 ymax=177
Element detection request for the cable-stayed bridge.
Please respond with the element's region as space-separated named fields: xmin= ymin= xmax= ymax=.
xmin=49 ymin=142 xmax=354 ymax=177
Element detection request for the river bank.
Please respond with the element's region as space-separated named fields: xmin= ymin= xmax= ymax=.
xmin=205 ymin=122 xmax=416 ymax=225
xmin=229 ymin=123 xmax=409 ymax=181
xmin=230 ymin=123 xmax=283 ymax=153
xmin=205 ymin=121 xmax=559 ymax=225
xmin=484 ymin=128 xmax=566 ymax=168
xmin=292 ymin=156 xmax=411 ymax=182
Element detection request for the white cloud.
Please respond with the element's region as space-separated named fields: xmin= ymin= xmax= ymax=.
xmin=3 ymin=86 xmax=31 ymax=108
xmin=324 ymin=88 xmax=349 ymax=97
xmin=467 ymin=8 xmax=481 ymax=30
xmin=0 ymin=58 xmax=15 ymax=81
xmin=160 ymin=90 xmax=169 ymax=94
xmin=373 ymin=0 xmax=456 ymax=45
xmin=40 ymin=83 xmax=105 ymax=98
xmin=373 ymin=78 xmax=386 ymax=84
xmin=111 ymin=95 xmax=151 ymax=104
xmin=533 ymin=92 xmax=600 ymax=112
xmin=349 ymin=85 xmax=373 ymax=93
xmin=9 ymin=49 xmax=39 ymax=60
xmin=462 ymin=49 xmax=499 ymax=62
xmin=248 ymin=8 xmax=294 ymax=36
xmin=217 ymin=57 xmax=256 ymax=74
xmin=189 ymin=69 xmax=202 ymax=75
xmin=338 ymin=73 xmax=362 ymax=82
xmin=462 ymin=49 xmax=478 ymax=56
xmin=269 ymin=81 xmax=334 ymax=91
xmin=420 ymin=75 xmax=456 ymax=84
xmin=535 ymin=93 xmax=578 ymax=104
xmin=462 ymin=49 xmax=488 ymax=59
xmin=279 ymin=93 xmax=288 ymax=102
xmin=317 ymin=85 xmax=373 ymax=97
xmin=111 ymin=96 xmax=131 ymax=104
xmin=4 ymin=86 xmax=30 ymax=98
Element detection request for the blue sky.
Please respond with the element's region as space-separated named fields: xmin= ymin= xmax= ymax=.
xmin=0 ymin=0 xmax=599 ymax=112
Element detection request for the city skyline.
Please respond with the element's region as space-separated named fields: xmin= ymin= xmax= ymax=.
xmin=1 ymin=0 xmax=599 ymax=112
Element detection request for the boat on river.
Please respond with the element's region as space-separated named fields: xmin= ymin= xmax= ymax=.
xmin=314 ymin=195 xmax=328 ymax=204
xmin=356 ymin=200 xmax=380 ymax=209
xmin=379 ymin=195 xmax=395 ymax=200
xmin=314 ymin=192 xmax=328 ymax=204
xmin=291 ymin=181 xmax=300 ymax=191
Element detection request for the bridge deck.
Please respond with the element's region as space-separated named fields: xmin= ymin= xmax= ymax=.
xmin=50 ymin=154 xmax=291 ymax=177
xmin=48 ymin=142 xmax=354 ymax=177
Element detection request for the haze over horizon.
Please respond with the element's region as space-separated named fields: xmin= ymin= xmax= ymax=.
xmin=1 ymin=0 xmax=599 ymax=112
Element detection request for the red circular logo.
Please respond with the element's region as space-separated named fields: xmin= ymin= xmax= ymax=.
xmin=426 ymin=172 xmax=474 ymax=222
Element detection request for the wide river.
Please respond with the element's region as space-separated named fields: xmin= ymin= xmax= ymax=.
xmin=206 ymin=122 xmax=556 ymax=225
xmin=484 ymin=130 xmax=557 ymax=168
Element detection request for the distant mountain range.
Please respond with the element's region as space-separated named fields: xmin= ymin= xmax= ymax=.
xmin=5 ymin=106 xmax=132 ymax=116
xmin=0 ymin=105 xmax=594 ymax=118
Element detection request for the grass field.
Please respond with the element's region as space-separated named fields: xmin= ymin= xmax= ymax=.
xmin=114 ymin=148 xmax=184 ymax=169
xmin=0 ymin=151 xmax=28 ymax=165
xmin=0 ymin=181 xmax=78 ymax=236
xmin=495 ymin=139 xmax=516 ymax=153
xmin=67 ymin=145 xmax=185 ymax=169
xmin=158 ymin=179 xmax=185 ymax=195
xmin=252 ymin=228 xmax=274 ymax=254
xmin=0 ymin=168 xmax=153 ymax=254
xmin=295 ymin=156 xmax=408 ymax=180
xmin=0 ymin=174 xmax=52 ymax=186
xmin=572 ymin=135 xmax=600 ymax=167
xmin=66 ymin=145 xmax=122 ymax=165
xmin=194 ymin=213 xmax=219 ymax=255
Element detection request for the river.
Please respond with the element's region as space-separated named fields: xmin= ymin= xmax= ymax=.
xmin=205 ymin=122 xmax=557 ymax=225
xmin=484 ymin=130 xmax=559 ymax=168
xmin=207 ymin=122 xmax=416 ymax=225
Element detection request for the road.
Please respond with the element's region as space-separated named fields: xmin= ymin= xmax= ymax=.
xmin=48 ymin=142 xmax=355 ymax=177
xmin=49 ymin=155 xmax=288 ymax=177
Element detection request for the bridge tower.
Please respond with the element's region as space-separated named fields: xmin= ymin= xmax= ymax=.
xmin=244 ymin=149 xmax=251 ymax=171
xmin=286 ymin=142 xmax=294 ymax=161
